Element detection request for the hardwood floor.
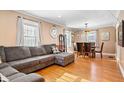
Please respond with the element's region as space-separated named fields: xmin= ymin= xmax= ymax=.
xmin=36 ymin=55 xmax=124 ymax=82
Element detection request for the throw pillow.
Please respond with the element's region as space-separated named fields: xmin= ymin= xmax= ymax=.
xmin=51 ymin=46 xmax=60 ymax=54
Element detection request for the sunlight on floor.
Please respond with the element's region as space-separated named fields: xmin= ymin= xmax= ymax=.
xmin=55 ymin=73 xmax=89 ymax=82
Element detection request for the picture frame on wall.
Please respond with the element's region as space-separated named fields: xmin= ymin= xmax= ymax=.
xmin=118 ymin=20 xmax=124 ymax=47
xmin=101 ymin=32 xmax=110 ymax=41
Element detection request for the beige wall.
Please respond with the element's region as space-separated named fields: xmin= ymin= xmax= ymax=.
xmin=0 ymin=11 xmax=17 ymax=46
xmin=41 ymin=21 xmax=64 ymax=45
xmin=0 ymin=10 xmax=64 ymax=46
xmin=74 ymin=26 xmax=116 ymax=54
xmin=98 ymin=26 xmax=116 ymax=54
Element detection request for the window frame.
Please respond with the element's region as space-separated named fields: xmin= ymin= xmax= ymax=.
xmin=23 ymin=20 xmax=39 ymax=47
xmin=87 ymin=31 xmax=97 ymax=42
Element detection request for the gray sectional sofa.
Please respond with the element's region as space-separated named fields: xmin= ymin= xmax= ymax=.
xmin=0 ymin=44 xmax=75 ymax=82
xmin=0 ymin=63 xmax=44 ymax=82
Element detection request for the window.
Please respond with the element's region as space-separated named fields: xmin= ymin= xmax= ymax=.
xmin=23 ymin=19 xmax=40 ymax=47
xmin=65 ymin=31 xmax=72 ymax=48
xmin=87 ymin=31 xmax=97 ymax=42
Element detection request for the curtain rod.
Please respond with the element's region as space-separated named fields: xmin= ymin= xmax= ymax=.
xmin=17 ymin=16 xmax=41 ymax=23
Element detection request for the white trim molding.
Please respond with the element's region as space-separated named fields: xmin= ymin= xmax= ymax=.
xmin=102 ymin=53 xmax=116 ymax=56
xmin=116 ymin=57 xmax=120 ymax=64
xmin=14 ymin=10 xmax=65 ymax=27
xmin=116 ymin=56 xmax=124 ymax=78
xmin=118 ymin=62 xmax=124 ymax=78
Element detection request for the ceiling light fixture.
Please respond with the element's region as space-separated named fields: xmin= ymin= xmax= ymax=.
xmin=84 ymin=23 xmax=91 ymax=32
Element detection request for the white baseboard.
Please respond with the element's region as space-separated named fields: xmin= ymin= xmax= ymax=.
xmin=118 ymin=62 xmax=124 ymax=78
xmin=102 ymin=53 xmax=115 ymax=56
xmin=116 ymin=57 xmax=120 ymax=63
xmin=115 ymin=57 xmax=124 ymax=78
xmin=103 ymin=53 xmax=124 ymax=78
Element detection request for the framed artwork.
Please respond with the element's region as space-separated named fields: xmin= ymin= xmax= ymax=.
xmin=101 ymin=32 xmax=110 ymax=41
xmin=118 ymin=20 xmax=124 ymax=47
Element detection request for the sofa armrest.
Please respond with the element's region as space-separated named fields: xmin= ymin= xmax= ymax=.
xmin=0 ymin=63 xmax=9 ymax=69
xmin=11 ymin=73 xmax=45 ymax=82
xmin=0 ymin=73 xmax=9 ymax=82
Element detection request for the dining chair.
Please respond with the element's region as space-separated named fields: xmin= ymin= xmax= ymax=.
xmin=90 ymin=42 xmax=96 ymax=58
xmin=95 ymin=42 xmax=104 ymax=58
xmin=77 ymin=43 xmax=83 ymax=57
xmin=83 ymin=43 xmax=92 ymax=58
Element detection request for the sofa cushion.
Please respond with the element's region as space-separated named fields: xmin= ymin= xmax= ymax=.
xmin=0 ymin=73 xmax=9 ymax=82
xmin=40 ymin=45 xmax=47 ymax=54
xmin=29 ymin=46 xmax=46 ymax=57
xmin=8 ymin=58 xmax=40 ymax=70
xmin=0 ymin=46 xmax=6 ymax=62
xmin=43 ymin=44 xmax=56 ymax=54
xmin=4 ymin=46 xmax=31 ymax=62
xmin=22 ymin=47 xmax=31 ymax=58
xmin=38 ymin=54 xmax=55 ymax=63
xmin=8 ymin=54 xmax=55 ymax=71
xmin=0 ymin=66 xmax=18 ymax=77
xmin=11 ymin=73 xmax=45 ymax=82
xmin=7 ymin=73 xmax=25 ymax=81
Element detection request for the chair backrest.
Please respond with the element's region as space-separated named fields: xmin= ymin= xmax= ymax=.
xmin=83 ymin=43 xmax=92 ymax=52
xmin=77 ymin=43 xmax=83 ymax=52
xmin=100 ymin=42 xmax=104 ymax=52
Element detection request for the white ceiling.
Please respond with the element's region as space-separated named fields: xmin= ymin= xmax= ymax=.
xmin=19 ymin=10 xmax=119 ymax=29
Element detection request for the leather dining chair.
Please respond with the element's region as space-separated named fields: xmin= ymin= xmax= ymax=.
xmin=76 ymin=43 xmax=83 ymax=57
xmin=83 ymin=43 xmax=92 ymax=58
xmin=95 ymin=42 xmax=104 ymax=58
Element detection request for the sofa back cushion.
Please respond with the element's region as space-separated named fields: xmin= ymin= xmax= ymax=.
xmin=29 ymin=46 xmax=46 ymax=57
xmin=43 ymin=44 xmax=56 ymax=54
xmin=0 ymin=46 xmax=6 ymax=62
xmin=4 ymin=47 xmax=31 ymax=62
xmin=22 ymin=47 xmax=31 ymax=58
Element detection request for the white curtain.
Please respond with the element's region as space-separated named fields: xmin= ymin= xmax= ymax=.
xmin=96 ymin=30 xmax=99 ymax=48
xmin=16 ymin=17 xmax=24 ymax=46
xmin=65 ymin=31 xmax=72 ymax=48
xmin=37 ymin=22 xmax=42 ymax=46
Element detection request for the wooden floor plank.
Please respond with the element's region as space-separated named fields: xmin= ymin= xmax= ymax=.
xmin=36 ymin=56 xmax=124 ymax=82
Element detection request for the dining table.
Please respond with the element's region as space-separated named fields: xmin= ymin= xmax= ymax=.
xmin=76 ymin=42 xmax=96 ymax=58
